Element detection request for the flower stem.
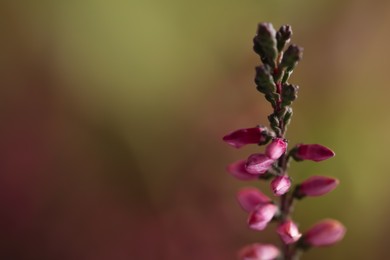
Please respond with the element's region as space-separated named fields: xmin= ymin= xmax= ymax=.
xmin=277 ymin=141 xmax=296 ymax=259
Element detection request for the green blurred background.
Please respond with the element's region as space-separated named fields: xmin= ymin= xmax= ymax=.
xmin=1 ymin=0 xmax=389 ymax=259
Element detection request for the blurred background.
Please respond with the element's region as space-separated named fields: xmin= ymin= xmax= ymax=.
xmin=0 ymin=0 xmax=389 ymax=259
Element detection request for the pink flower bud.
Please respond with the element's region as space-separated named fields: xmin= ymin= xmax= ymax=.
xmin=227 ymin=160 xmax=259 ymax=181
xmin=245 ymin=154 xmax=275 ymax=175
xmin=277 ymin=220 xmax=302 ymax=244
xmin=265 ymin=138 xmax=287 ymax=160
xmin=223 ymin=127 xmax=268 ymax=149
xmin=303 ymin=219 xmax=346 ymax=247
xmin=237 ymin=187 xmax=271 ymax=212
xmin=248 ymin=204 xmax=278 ymax=231
xmin=294 ymin=144 xmax=335 ymax=162
xmin=238 ymin=243 xmax=280 ymax=260
xmin=297 ymin=176 xmax=339 ymax=197
xmin=271 ymin=175 xmax=291 ymax=196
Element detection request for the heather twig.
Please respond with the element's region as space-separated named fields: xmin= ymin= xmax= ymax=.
xmin=223 ymin=23 xmax=346 ymax=260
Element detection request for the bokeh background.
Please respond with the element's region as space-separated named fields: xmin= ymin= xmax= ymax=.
xmin=1 ymin=0 xmax=389 ymax=259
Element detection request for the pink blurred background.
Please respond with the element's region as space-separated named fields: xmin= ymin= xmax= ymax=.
xmin=1 ymin=0 xmax=390 ymax=259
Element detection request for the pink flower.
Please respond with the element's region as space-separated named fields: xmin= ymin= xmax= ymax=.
xmin=238 ymin=243 xmax=280 ymax=260
xmin=227 ymin=160 xmax=259 ymax=181
xmin=293 ymin=144 xmax=335 ymax=162
xmin=297 ymin=176 xmax=339 ymax=197
xmin=223 ymin=127 xmax=269 ymax=149
xmin=245 ymin=154 xmax=275 ymax=174
xmin=265 ymin=138 xmax=287 ymax=160
xmin=303 ymin=219 xmax=346 ymax=247
xmin=237 ymin=187 xmax=271 ymax=212
xmin=248 ymin=204 xmax=278 ymax=231
xmin=271 ymin=175 xmax=291 ymax=196
xmin=277 ymin=220 xmax=302 ymax=244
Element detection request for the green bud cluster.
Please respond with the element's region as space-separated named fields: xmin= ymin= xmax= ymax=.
xmin=252 ymin=23 xmax=303 ymax=135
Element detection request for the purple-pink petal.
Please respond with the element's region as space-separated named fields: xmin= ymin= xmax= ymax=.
xmin=298 ymin=176 xmax=339 ymax=197
xmin=223 ymin=127 xmax=267 ymax=149
xmin=237 ymin=187 xmax=271 ymax=212
xmin=277 ymin=220 xmax=302 ymax=245
xmin=247 ymin=204 xmax=278 ymax=231
xmin=238 ymin=243 xmax=280 ymax=260
xmin=271 ymin=175 xmax=291 ymax=196
xmin=227 ymin=160 xmax=259 ymax=181
xmin=265 ymin=138 xmax=287 ymax=160
xmin=295 ymin=144 xmax=335 ymax=162
xmin=245 ymin=153 xmax=275 ymax=175
xmin=303 ymin=219 xmax=346 ymax=247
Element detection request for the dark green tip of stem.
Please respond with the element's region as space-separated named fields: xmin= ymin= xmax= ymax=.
xmin=256 ymin=22 xmax=277 ymax=38
xmin=296 ymin=237 xmax=311 ymax=251
xmin=273 ymin=127 xmax=282 ymax=136
xmin=280 ymin=25 xmax=292 ymax=38
xmin=282 ymin=84 xmax=299 ymax=102
xmin=253 ymin=37 xmax=264 ymax=56
xmin=264 ymin=93 xmax=277 ymax=108
xmin=254 ymin=65 xmax=275 ymax=88
xmin=281 ymin=70 xmax=292 ymax=84
xmin=254 ymin=23 xmax=278 ymax=67
xmin=258 ymin=131 xmax=273 ymax=145
xmin=277 ymin=106 xmax=288 ymax=118
xmin=276 ymin=24 xmax=293 ymax=52
xmin=283 ymin=107 xmax=293 ymax=125
xmin=281 ymin=44 xmax=304 ymax=69
xmin=268 ymin=113 xmax=279 ymax=126
xmin=256 ymin=85 xmax=267 ymax=94
xmin=289 ymin=146 xmax=302 ymax=162
xmin=258 ymin=172 xmax=274 ymax=180
xmin=292 ymin=185 xmax=305 ymax=200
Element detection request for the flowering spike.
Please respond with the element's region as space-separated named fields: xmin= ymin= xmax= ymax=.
xmin=302 ymin=219 xmax=346 ymax=247
xmin=293 ymin=144 xmax=335 ymax=162
xmin=248 ymin=204 xmax=278 ymax=231
xmin=237 ymin=187 xmax=272 ymax=212
xmin=224 ymin=22 xmax=343 ymax=259
xmin=295 ymin=176 xmax=339 ymax=198
xmin=238 ymin=243 xmax=280 ymax=260
xmin=271 ymin=175 xmax=291 ymax=196
xmin=265 ymin=138 xmax=287 ymax=160
xmin=245 ymin=154 xmax=275 ymax=175
xmin=277 ymin=220 xmax=302 ymax=245
xmin=223 ymin=127 xmax=271 ymax=148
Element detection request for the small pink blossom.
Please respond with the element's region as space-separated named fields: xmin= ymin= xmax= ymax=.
xmin=277 ymin=220 xmax=302 ymax=244
xmin=238 ymin=243 xmax=280 ymax=260
xmin=223 ymin=127 xmax=268 ymax=149
xmin=227 ymin=160 xmax=259 ymax=181
xmin=248 ymin=204 xmax=278 ymax=231
xmin=294 ymin=144 xmax=335 ymax=162
xmin=237 ymin=187 xmax=271 ymax=212
xmin=298 ymin=176 xmax=339 ymax=197
xmin=271 ymin=175 xmax=291 ymax=196
xmin=303 ymin=219 xmax=346 ymax=247
xmin=265 ymin=138 xmax=287 ymax=160
xmin=245 ymin=154 xmax=275 ymax=175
